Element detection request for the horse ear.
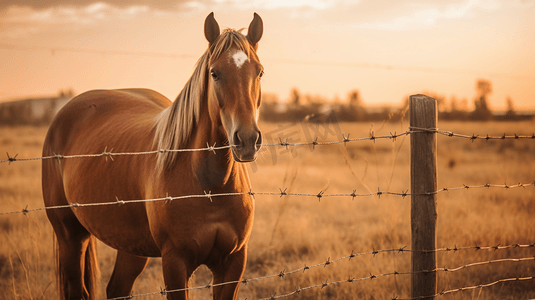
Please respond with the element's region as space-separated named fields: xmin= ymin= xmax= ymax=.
xmin=247 ymin=12 xmax=263 ymax=49
xmin=204 ymin=12 xmax=220 ymax=44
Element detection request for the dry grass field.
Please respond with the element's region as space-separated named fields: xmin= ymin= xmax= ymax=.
xmin=1 ymin=119 xmax=534 ymax=299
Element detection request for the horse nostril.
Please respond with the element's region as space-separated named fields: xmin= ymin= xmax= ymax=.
xmin=256 ymin=131 xmax=262 ymax=150
xmin=233 ymin=131 xmax=241 ymax=147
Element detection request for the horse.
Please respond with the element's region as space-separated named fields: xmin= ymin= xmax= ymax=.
xmin=41 ymin=12 xmax=263 ymax=300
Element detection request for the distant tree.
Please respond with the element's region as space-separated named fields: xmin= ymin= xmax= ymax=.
xmin=259 ymin=93 xmax=283 ymax=121
xmin=346 ymin=90 xmax=366 ymax=121
xmin=304 ymin=94 xmax=326 ymax=104
xmin=477 ymin=79 xmax=492 ymax=98
xmin=437 ymin=98 xmax=445 ymax=112
xmin=505 ymin=96 xmax=516 ymax=117
xmin=424 ymin=92 xmax=446 ymax=112
xmin=290 ymin=88 xmax=301 ymax=105
xmin=444 ymin=96 xmax=469 ymax=120
xmin=450 ymin=96 xmax=459 ymax=112
xmin=348 ymin=90 xmax=362 ymax=108
xmin=471 ymin=79 xmax=493 ymax=120
xmin=401 ymin=96 xmax=409 ymax=110
xmin=460 ymin=98 xmax=469 ymax=111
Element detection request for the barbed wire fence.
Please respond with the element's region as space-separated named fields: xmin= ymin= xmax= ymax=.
xmin=103 ymin=244 xmax=535 ymax=300
xmin=2 ymin=129 xmax=534 ymax=165
xmin=1 ymin=94 xmax=535 ymax=298
xmin=1 ymin=181 xmax=534 ymax=217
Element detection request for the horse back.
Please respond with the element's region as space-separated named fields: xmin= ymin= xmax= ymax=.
xmin=44 ymin=88 xmax=169 ymax=151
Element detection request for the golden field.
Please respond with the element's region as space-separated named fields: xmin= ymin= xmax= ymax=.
xmin=1 ymin=119 xmax=534 ymax=299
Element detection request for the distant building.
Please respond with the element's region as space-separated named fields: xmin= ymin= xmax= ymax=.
xmin=0 ymin=93 xmax=72 ymax=126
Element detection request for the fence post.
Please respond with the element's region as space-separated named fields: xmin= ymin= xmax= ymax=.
xmin=410 ymin=94 xmax=437 ymax=299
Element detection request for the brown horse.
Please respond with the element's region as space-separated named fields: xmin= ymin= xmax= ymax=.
xmin=42 ymin=12 xmax=263 ymax=300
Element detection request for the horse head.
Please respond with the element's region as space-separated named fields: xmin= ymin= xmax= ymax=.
xmin=204 ymin=13 xmax=264 ymax=163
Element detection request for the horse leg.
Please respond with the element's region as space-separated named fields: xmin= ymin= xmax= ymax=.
xmin=106 ymin=251 xmax=149 ymax=298
xmin=210 ymin=248 xmax=247 ymax=300
xmin=161 ymin=249 xmax=196 ymax=300
xmin=50 ymin=213 xmax=98 ymax=300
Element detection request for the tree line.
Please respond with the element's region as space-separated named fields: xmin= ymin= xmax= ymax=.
xmin=260 ymin=79 xmax=532 ymax=123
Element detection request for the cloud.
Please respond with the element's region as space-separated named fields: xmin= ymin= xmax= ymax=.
xmin=340 ymin=0 xmax=508 ymax=31
xmin=1 ymin=0 xmax=533 ymax=38
xmin=212 ymin=0 xmax=339 ymax=10
xmin=0 ymin=0 xmax=354 ymax=38
xmin=0 ymin=1 xmax=202 ymax=38
xmin=0 ymin=0 xmax=191 ymax=11
xmin=9 ymin=2 xmax=150 ymax=23
xmin=0 ymin=2 xmax=167 ymax=38
xmin=276 ymin=0 xmax=533 ymax=32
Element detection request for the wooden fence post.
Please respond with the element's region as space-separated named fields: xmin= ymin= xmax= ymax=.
xmin=410 ymin=94 xmax=438 ymax=299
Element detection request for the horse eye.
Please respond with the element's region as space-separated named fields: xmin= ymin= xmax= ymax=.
xmin=259 ymin=70 xmax=264 ymax=78
xmin=210 ymin=70 xmax=219 ymax=81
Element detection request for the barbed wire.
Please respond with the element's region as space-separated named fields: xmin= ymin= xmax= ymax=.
xmin=394 ymin=276 xmax=534 ymax=300
xmin=0 ymin=143 xmax=232 ymax=164
xmin=107 ymin=246 xmax=414 ymax=299
xmin=2 ymin=128 xmax=535 ymax=164
xmin=2 ymin=127 xmax=535 ymax=298
xmin=1 ymin=181 xmax=533 ymax=216
xmin=263 ymin=256 xmax=535 ymax=300
xmin=264 ymin=275 xmax=535 ymax=300
xmin=0 ymin=131 xmax=408 ymax=164
xmin=410 ymin=126 xmax=535 ymax=141
xmin=103 ymin=244 xmax=534 ymax=300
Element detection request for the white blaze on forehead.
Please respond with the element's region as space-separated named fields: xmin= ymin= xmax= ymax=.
xmin=232 ymin=50 xmax=249 ymax=68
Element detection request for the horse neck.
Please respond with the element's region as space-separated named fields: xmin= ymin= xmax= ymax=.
xmin=187 ymin=106 xmax=240 ymax=190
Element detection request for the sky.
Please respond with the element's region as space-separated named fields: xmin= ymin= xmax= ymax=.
xmin=1 ymin=0 xmax=534 ymax=110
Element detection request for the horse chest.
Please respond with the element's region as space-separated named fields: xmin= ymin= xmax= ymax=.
xmin=147 ymin=195 xmax=254 ymax=254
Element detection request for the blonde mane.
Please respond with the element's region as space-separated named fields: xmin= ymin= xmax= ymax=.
xmin=153 ymin=28 xmax=257 ymax=172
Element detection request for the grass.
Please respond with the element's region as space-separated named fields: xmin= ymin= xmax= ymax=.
xmin=0 ymin=119 xmax=534 ymax=299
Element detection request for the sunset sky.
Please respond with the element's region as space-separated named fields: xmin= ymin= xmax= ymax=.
xmin=1 ymin=0 xmax=534 ymax=110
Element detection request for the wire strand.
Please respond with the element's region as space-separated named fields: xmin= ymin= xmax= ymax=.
xmin=2 ymin=128 xmax=535 ymax=164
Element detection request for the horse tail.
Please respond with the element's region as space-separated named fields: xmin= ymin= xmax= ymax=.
xmin=85 ymin=236 xmax=100 ymax=300
xmin=54 ymin=235 xmax=101 ymax=300
xmin=54 ymin=234 xmax=65 ymax=300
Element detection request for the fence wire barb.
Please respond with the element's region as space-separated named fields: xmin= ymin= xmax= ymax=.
xmin=394 ymin=276 xmax=534 ymax=300
xmin=1 ymin=181 xmax=534 ymax=216
xmin=2 ymin=127 xmax=534 ymax=164
xmin=261 ymin=257 xmax=535 ymax=300
xmin=104 ymin=246 xmax=534 ymax=300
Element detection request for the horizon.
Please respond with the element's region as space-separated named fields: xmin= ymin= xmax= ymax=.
xmin=5 ymin=88 xmax=535 ymax=114
xmin=1 ymin=0 xmax=534 ymax=110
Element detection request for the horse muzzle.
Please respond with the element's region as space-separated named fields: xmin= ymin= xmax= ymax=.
xmin=231 ymin=128 xmax=262 ymax=163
